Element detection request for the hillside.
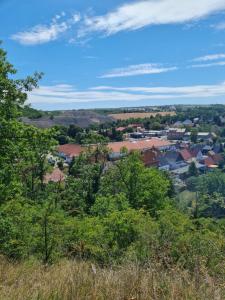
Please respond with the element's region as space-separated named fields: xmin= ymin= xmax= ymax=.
xmin=22 ymin=110 xmax=113 ymax=128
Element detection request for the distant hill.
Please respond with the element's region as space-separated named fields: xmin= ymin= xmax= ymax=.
xmin=22 ymin=109 xmax=114 ymax=128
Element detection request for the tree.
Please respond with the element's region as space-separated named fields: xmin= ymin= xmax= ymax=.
xmin=188 ymin=162 xmax=198 ymax=177
xmin=99 ymin=151 xmax=171 ymax=215
xmin=67 ymin=124 xmax=82 ymax=139
xmin=80 ymin=131 xmax=109 ymax=145
xmin=37 ymin=197 xmax=68 ymax=263
xmin=190 ymin=129 xmax=198 ymax=143
xmin=0 ymin=198 xmax=39 ymax=259
xmin=0 ymin=45 xmax=43 ymax=203
xmin=67 ymin=144 xmax=109 ymax=212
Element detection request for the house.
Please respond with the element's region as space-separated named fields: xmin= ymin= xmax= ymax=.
xmin=208 ymin=152 xmax=223 ymax=165
xmin=190 ymin=144 xmax=204 ymax=157
xmin=185 ymin=132 xmax=213 ymax=142
xmin=195 ymin=151 xmax=204 ymax=162
xmin=58 ymin=144 xmax=84 ymax=163
xmin=142 ymin=148 xmax=161 ymax=167
xmin=183 ymin=132 xmax=191 ymax=141
xmin=58 ymin=139 xmax=173 ymax=163
xmin=204 ymin=156 xmax=218 ymax=169
xmin=167 ymin=128 xmax=186 ymax=140
xmin=193 ymin=118 xmax=199 ymax=124
xmin=44 ymin=168 xmax=65 ymax=184
xmin=183 ymin=119 xmax=193 ymax=127
xmin=128 ymin=123 xmax=143 ymax=129
xmin=143 ymin=130 xmax=166 ymax=138
xmin=171 ymin=162 xmax=206 ymax=178
xmin=173 ymin=121 xmax=183 ymax=128
xmin=130 ymin=132 xmax=145 ymax=139
xmin=213 ymin=143 xmax=223 ymax=154
xmin=116 ymin=126 xmax=127 ymax=132
xmin=197 ymin=132 xmax=212 ymax=141
xmin=108 ymin=138 xmax=173 ymax=155
xmin=159 ymin=150 xmax=186 ymax=170
xmin=203 ymin=152 xmax=223 ymax=169
xmin=180 ymin=149 xmax=193 ymax=162
xmin=202 ymin=145 xmax=212 ymax=155
xmin=180 ymin=141 xmax=190 ymax=149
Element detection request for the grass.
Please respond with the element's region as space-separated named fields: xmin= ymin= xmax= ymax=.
xmin=0 ymin=257 xmax=224 ymax=300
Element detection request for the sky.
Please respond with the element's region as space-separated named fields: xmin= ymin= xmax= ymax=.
xmin=1 ymin=0 xmax=225 ymax=110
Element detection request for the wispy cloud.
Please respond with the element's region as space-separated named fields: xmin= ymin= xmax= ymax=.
xmin=91 ymin=83 xmax=225 ymax=98
xmin=11 ymin=1 xmax=225 ymax=45
xmin=11 ymin=13 xmax=81 ymax=45
xmin=192 ymin=53 xmax=225 ymax=62
xmin=28 ymin=81 xmax=225 ymax=106
xmin=190 ymin=53 xmax=225 ymax=68
xmin=100 ymin=64 xmax=177 ymax=78
xmin=190 ymin=61 xmax=225 ymax=68
xmin=80 ymin=0 xmax=225 ymax=36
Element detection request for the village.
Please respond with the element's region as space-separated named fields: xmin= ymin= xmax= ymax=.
xmin=2 ymin=0 xmax=225 ymax=295
xmin=45 ymin=115 xmax=224 ymax=192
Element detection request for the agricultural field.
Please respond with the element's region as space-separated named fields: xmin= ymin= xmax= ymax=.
xmin=109 ymin=111 xmax=176 ymax=120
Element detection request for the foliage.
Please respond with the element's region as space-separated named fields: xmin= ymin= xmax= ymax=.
xmin=188 ymin=161 xmax=198 ymax=177
xmin=0 ymin=43 xmax=224 ymax=282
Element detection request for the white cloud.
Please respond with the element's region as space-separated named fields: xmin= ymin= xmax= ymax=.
xmin=91 ymin=82 xmax=225 ymax=98
xmin=80 ymin=0 xmax=225 ymax=36
xmin=192 ymin=53 xmax=225 ymax=62
xmin=28 ymin=81 xmax=225 ymax=105
xmin=100 ymin=64 xmax=177 ymax=78
xmin=11 ymin=13 xmax=81 ymax=45
xmin=11 ymin=23 xmax=69 ymax=45
xmin=190 ymin=61 xmax=225 ymax=68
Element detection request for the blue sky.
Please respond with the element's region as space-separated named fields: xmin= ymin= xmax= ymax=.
xmin=1 ymin=0 xmax=225 ymax=110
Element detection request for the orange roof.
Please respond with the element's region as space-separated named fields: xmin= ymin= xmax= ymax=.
xmin=58 ymin=139 xmax=172 ymax=158
xmin=204 ymin=156 xmax=216 ymax=167
xmin=211 ymin=153 xmax=223 ymax=165
xmin=116 ymin=127 xmax=127 ymax=132
xmin=108 ymin=138 xmax=172 ymax=153
xmin=58 ymin=144 xmax=84 ymax=157
xmin=44 ymin=168 xmax=65 ymax=183
xmin=180 ymin=149 xmax=192 ymax=161
xmin=204 ymin=154 xmax=223 ymax=167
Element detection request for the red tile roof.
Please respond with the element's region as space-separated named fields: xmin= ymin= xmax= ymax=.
xmin=210 ymin=153 xmax=223 ymax=165
xmin=108 ymin=138 xmax=172 ymax=153
xmin=58 ymin=144 xmax=84 ymax=158
xmin=180 ymin=149 xmax=192 ymax=161
xmin=204 ymin=156 xmax=217 ymax=167
xmin=142 ymin=149 xmax=160 ymax=167
xmin=44 ymin=168 xmax=65 ymax=183
xmin=116 ymin=127 xmax=127 ymax=132
xmin=58 ymin=139 xmax=172 ymax=158
xmin=203 ymin=153 xmax=223 ymax=167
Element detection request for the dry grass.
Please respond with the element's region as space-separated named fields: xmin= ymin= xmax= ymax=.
xmin=108 ymin=112 xmax=176 ymax=121
xmin=0 ymin=258 xmax=224 ymax=300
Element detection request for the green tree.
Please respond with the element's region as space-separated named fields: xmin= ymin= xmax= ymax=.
xmin=0 ymin=198 xmax=39 ymax=259
xmin=188 ymin=162 xmax=198 ymax=177
xmin=67 ymin=145 xmax=109 ymax=212
xmin=190 ymin=129 xmax=198 ymax=143
xmin=0 ymin=45 xmax=43 ymax=203
xmin=99 ymin=151 xmax=171 ymax=215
